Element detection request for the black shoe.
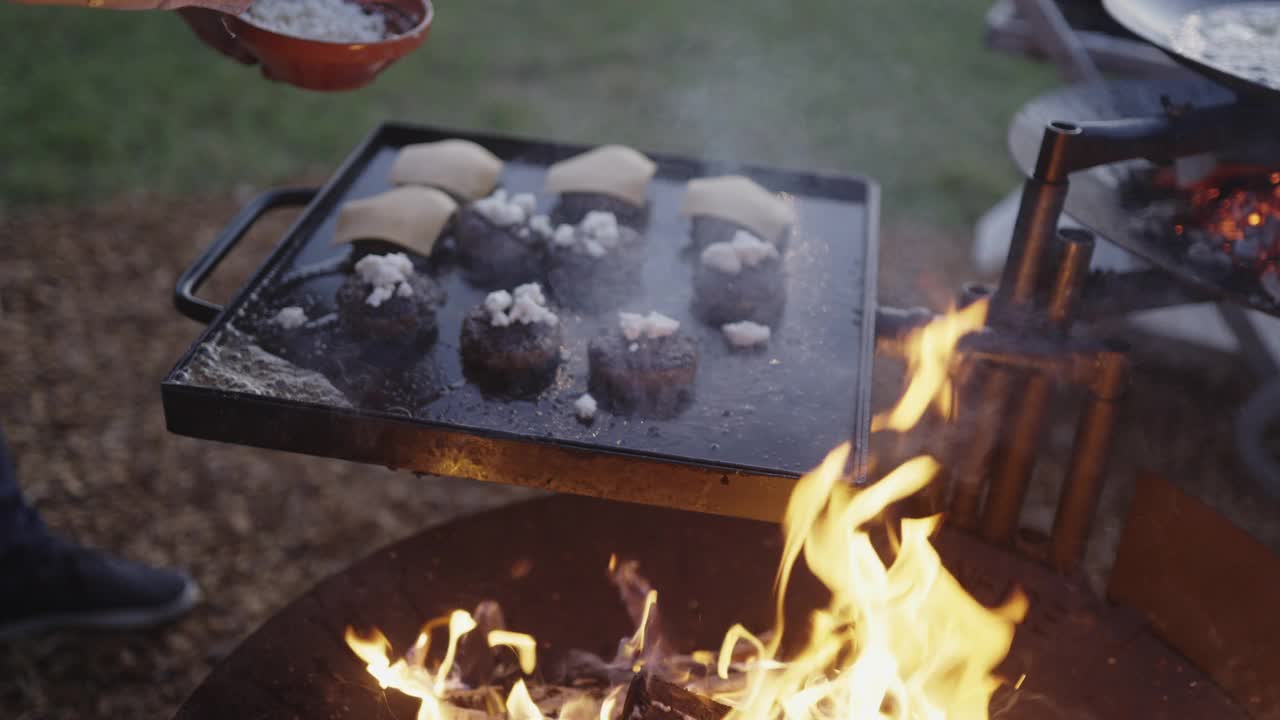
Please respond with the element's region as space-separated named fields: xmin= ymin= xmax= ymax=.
xmin=0 ymin=535 xmax=202 ymax=640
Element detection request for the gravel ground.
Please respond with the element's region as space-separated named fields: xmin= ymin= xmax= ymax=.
xmin=1 ymin=196 xmax=1277 ymax=720
xmin=0 ymin=192 xmax=543 ymax=720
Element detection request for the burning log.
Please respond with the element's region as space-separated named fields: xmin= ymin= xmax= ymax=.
xmin=551 ymin=649 xmax=636 ymax=688
xmin=620 ymin=672 xmax=732 ymax=720
xmin=457 ymin=600 xmax=508 ymax=687
xmin=608 ymin=555 xmax=666 ymax=663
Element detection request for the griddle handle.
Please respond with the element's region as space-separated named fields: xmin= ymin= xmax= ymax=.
xmin=174 ymin=187 xmax=318 ymax=324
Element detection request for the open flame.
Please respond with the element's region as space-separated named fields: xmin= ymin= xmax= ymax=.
xmin=344 ymin=301 xmax=1023 ymax=719
xmin=713 ymin=447 xmax=1026 ymax=720
xmin=345 ymin=610 xmax=539 ymax=720
xmin=707 ymin=298 xmax=1025 ymax=720
xmin=871 ymin=300 xmax=988 ymax=433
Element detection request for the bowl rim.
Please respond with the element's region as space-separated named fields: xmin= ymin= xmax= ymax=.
xmin=228 ymin=0 xmax=433 ymax=48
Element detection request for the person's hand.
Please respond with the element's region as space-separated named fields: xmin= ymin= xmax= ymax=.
xmin=176 ymin=7 xmax=258 ymax=66
xmin=9 ymin=0 xmax=250 ymax=10
xmin=10 ymin=0 xmax=264 ymax=73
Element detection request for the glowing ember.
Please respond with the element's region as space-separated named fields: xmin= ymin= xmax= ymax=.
xmin=1179 ymin=166 xmax=1280 ymax=276
xmin=343 ymin=304 xmax=1021 ymax=719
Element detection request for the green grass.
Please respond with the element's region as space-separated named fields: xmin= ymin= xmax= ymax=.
xmin=0 ymin=0 xmax=1053 ymax=226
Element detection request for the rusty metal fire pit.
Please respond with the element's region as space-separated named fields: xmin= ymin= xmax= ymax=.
xmin=173 ymin=496 xmax=1243 ymax=720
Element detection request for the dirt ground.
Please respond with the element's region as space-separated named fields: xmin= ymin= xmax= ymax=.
xmin=1 ymin=193 xmax=1277 ymax=720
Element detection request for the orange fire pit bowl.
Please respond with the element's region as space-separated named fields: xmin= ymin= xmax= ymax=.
xmin=222 ymin=0 xmax=432 ymax=92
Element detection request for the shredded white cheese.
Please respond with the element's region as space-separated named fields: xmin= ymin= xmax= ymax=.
xmin=731 ymin=230 xmax=779 ymax=264
xmin=551 ymin=211 xmax=625 ymax=257
xmin=722 ymin=320 xmax=771 ymax=348
xmin=241 ymin=0 xmax=388 ymax=43
xmin=580 ymin=211 xmax=620 ymax=246
xmin=271 ymin=306 xmax=309 ymax=330
xmin=574 ymin=393 xmax=598 ymax=421
xmin=700 ymin=230 xmax=780 ymax=275
xmin=354 ymin=252 xmax=415 ymax=307
xmin=529 ymin=214 xmax=554 ymax=239
xmin=619 ymin=311 xmax=680 ymax=341
xmin=484 ymin=289 xmax=514 ymax=327
xmin=700 ymin=243 xmax=742 ymax=274
xmin=512 ymin=193 xmax=536 ymax=216
xmin=485 ymin=283 xmax=558 ymax=327
xmin=552 ymin=223 xmax=577 ymax=248
xmin=509 ymin=283 xmax=558 ymax=325
xmin=473 ymin=189 xmax=537 ymax=227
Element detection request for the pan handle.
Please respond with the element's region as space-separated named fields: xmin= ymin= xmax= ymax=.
xmin=174 ymin=187 xmax=318 ymax=324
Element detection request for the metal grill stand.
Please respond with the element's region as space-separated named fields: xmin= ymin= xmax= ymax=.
xmin=882 ymin=100 xmax=1280 ymax=575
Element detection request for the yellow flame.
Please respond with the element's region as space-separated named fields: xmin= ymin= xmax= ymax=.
xmin=599 ymin=684 xmax=624 ymax=720
xmin=345 ymin=613 xmax=542 ymax=720
xmin=344 ymin=626 xmax=445 ymax=720
xmin=342 ymin=304 xmax=1022 ymax=720
xmin=412 ymin=615 xmax=452 ymax=666
xmin=718 ymin=303 xmax=1024 ymax=720
xmin=616 ymin=584 xmax=660 ymax=671
xmin=345 ymin=626 xmax=393 ymax=670
xmin=872 ymin=300 xmax=987 ymax=432
xmin=716 ymin=624 xmax=767 ymax=680
xmin=505 ymin=679 xmax=544 ymax=720
xmin=560 ymin=695 xmax=602 ymax=720
xmin=717 ymin=446 xmax=1026 ymax=720
xmin=487 ymin=629 xmax=538 ymax=675
xmin=625 ymin=589 xmax=659 ymax=664
xmin=434 ymin=609 xmax=479 ymax=695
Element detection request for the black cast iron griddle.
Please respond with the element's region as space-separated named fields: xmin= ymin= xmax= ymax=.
xmin=163 ymin=123 xmax=878 ymax=521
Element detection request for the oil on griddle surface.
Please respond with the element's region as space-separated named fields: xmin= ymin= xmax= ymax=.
xmin=184 ymin=146 xmax=871 ymax=479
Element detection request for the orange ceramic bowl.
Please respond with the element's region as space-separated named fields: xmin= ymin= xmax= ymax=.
xmin=223 ymin=0 xmax=432 ymax=92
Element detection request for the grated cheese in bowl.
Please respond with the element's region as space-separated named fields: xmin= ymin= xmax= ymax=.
xmin=240 ymin=0 xmax=390 ymax=43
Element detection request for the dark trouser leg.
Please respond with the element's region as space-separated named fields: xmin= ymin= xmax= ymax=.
xmin=0 ymin=423 xmax=44 ymax=552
